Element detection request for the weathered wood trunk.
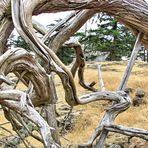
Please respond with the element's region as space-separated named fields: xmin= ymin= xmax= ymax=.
xmin=1 ymin=1 xmax=148 ymax=52
xmin=0 ymin=0 xmax=148 ymax=147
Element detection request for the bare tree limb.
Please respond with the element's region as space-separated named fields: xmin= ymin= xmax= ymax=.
xmin=42 ymin=11 xmax=79 ymax=43
xmin=66 ymin=41 xmax=97 ymax=92
xmin=104 ymin=124 xmax=148 ymax=141
xmin=0 ymin=0 xmax=148 ymax=147
xmin=98 ymin=64 xmax=105 ymax=91
xmin=119 ymin=32 xmax=143 ymax=90
xmin=32 ymin=19 xmax=47 ymax=35
xmin=0 ymin=90 xmax=59 ymax=147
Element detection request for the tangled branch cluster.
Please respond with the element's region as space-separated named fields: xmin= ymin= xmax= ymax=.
xmin=0 ymin=0 xmax=148 ymax=147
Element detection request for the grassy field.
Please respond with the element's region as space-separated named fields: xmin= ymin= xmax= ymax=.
xmin=0 ymin=61 xmax=148 ymax=147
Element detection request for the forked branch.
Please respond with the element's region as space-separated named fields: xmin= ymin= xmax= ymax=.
xmin=0 ymin=0 xmax=147 ymax=147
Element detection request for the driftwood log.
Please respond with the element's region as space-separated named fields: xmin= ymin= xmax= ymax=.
xmin=0 ymin=0 xmax=148 ymax=147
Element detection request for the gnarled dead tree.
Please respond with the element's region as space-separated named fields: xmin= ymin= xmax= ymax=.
xmin=0 ymin=0 xmax=148 ymax=147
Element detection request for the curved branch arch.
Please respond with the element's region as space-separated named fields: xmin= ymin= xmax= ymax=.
xmin=0 ymin=0 xmax=148 ymax=147
xmin=30 ymin=0 xmax=148 ymax=49
xmin=0 ymin=48 xmax=52 ymax=106
xmin=1 ymin=0 xmax=148 ymax=54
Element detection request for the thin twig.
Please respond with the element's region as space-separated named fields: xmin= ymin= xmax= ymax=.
xmin=13 ymin=70 xmax=27 ymax=89
xmin=98 ymin=64 xmax=105 ymax=91
xmin=9 ymin=112 xmax=29 ymax=148
xmin=61 ymin=107 xmax=73 ymax=135
xmin=0 ymin=139 xmax=16 ymax=147
xmin=61 ymin=135 xmax=71 ymax=142
xmin=14 ymin=113 xmax=43 ymax=143
xmin=0 ymin=124 xmax=15 ymax=136
xmin=0 ymin=121 xmax=10 ymax=126
xmin=42 ymin=11 xmax=79 ymax=43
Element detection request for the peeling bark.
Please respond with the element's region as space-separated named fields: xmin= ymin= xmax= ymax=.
xmin=0 ymin=48 xmax=52 ymax=106
xmin=0 ymin=0 xmax=13 ymax=54
xmin=0 ymin=0 xmax=148 ymax=147
xmin=0 ymin=90 xmax=59 ymax=147
xmin=31 ymin=0 xmax=148 ymax=50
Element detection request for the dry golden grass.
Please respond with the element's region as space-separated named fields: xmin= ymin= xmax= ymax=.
xmin=59 ymin=61 xmax=148 ymax=146
xmin=0 ymin=61 xmax=148 ymax=147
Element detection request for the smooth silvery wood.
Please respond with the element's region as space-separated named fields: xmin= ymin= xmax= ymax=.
xmin=0 ymin=90 xmax=59 ymax=147
xmin=32 ymin=19 xmax=47 ymax=35
xmin=0 ymin=1 xmax=13 ymax=54
xmin=44 ymin=74 xmax=61 ymax=145
xmin=104 ymin=124 xmax=148 ymax=140
xmin=42 ymin=11 xmax=79 ymax=43
xmin=119 ymin=32 xmax=143 ymax=90
xmin=94 ymin=32 xmax=144 ymax=148
xmin=79 ymin=33 xmax=146 ymax=147
xmin=11 ymin=0 xmax=79 ymax=106
xmin=24 ymin=0 xmax=148 ymax=49
xmin=0 ymin=48 xmax=52 ymax=106
xmin=0 ymin=0 xmax=148 ymax=147
xmin=49 ymin=10 xmax=95 ymax=52
xmin=1 ymin=0 xmax=148 ymax=49
xmin=98 ymin=64 xmax=105 ymax=91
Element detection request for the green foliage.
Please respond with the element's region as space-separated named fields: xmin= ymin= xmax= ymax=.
xmin=75 ymin=14 xmax=136 ymax=61
xmin=8 ymin=35 xmax=30 ymax=51
xmin=8 ymin=34 xmax=74 ymax=65
xmin=9 ymin=14 xmax=136 ymax=63
xmin=56 ymin=47 xmax=75 ymax=65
